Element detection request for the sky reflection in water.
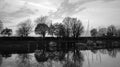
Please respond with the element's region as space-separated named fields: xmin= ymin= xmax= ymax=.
xmin=0 ymin=48 xmax=120 ymax=67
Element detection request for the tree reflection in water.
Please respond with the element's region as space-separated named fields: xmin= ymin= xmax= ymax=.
xmin=63 ymin=50 xmax=84 ymax=67
xmin=34 ymin=49 xmax=66 ymax=67
xmin=0 ymin=54 xmax=3 ymax=66
xmin=92 ymin=48 xmax=120 ymax=58
xmin=34 ymin=41 xmax=84 ymax=67
xmin=91 ymin=50 xmax=98 ymax=54
xmin=107 ymin=49 xmax=118 ymax=58
xmin=34 ymin=49 xmax=48 ymax=67
xmin=16 ymin=54 xmax=32 ymax=67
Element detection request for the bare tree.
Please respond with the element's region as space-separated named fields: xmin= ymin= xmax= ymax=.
xmin=35 ymin=16 xmax=49 ymax=24
xmin=63 ymin=17 xmax=84 ymax=37
xmin=71 ymin=18 xmax=84 ymax=37
xmin=16 ymin=19 xmax=32 ymax=37
xmin=63 ymin=17 xmax=72 ymax=37
xmin=48 ymin=23 xmax=55 ymax=37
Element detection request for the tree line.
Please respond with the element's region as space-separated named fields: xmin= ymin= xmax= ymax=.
xmin=0 ymin=16 xmax=84 ymax=38
xmin=0 ymin=16 xmax=119 ymax=38
xmin=90 ymin=25 xmax=120 ymax=37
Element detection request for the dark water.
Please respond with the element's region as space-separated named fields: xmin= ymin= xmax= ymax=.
xmin=0 ymin=43 xmax=120 ymax=67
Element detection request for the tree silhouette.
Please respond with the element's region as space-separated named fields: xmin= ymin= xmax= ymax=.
xmin=35 ymin=23 xmax=49 ymax=37
xmin=116 ymin=29 xmax=120 ymax=37
xmin=71 ymin=18 xmax=84 ymax=37
xmin=98 ymin=28 xmax=107 ymax=37
xmin=107 ymin=25 xmax=116 ymax=37
xmin=16 ymin=19 xmax=32 ymax=37
xmin=90 ymin=28 xmax=97 ymax=37
xmin=54 ymin=23 xmax=66 ymax=37
xmin=63 ymin=17 xmax=71 ymax=37
xmin=48 ymin=23 xmax=55 ymax=37
xmin=63 ymin=17 xmax=84 ymax=37
xmin=1 ymin=28 xmax=12 ymax=36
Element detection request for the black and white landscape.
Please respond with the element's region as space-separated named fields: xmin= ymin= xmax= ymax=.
xmin=0 ymin=0 xmax=120 ymax=67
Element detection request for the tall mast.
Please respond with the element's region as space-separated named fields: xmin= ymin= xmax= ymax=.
xmin=86 ymin=20 xmax=90 ymax=36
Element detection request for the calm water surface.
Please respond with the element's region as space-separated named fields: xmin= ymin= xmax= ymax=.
xmin=0 ymin=48 xmax=120 ymax=67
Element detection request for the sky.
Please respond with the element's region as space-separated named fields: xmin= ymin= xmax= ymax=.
xmin=0 ymin=0 xmax=120 ymax=36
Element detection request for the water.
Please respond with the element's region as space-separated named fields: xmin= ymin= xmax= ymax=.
xmin=0 ymin=48 xmax=120 ymax=67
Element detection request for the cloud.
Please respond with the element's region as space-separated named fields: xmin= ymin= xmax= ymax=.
xmin=0 ymin=0 xmax=58 ymax=21
xmin=0 ymin=0 xmax=36 ymax=22
xmin=26 ymin=1 xmax=57 ymax=11
xmin=0 ymin=8 xmax=35 ymax=24
xmin=0 ymin=0 xmax=117 ymax=23
xmin=50 ymin=0 xmax=116 ymax=19
xmin=9 ymin=6 xmax=35 ymax=18
xmin=0 ymin=0 xmax=8 ymax=9
xmin=0 ymin=0 xmax=60 ymax=25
